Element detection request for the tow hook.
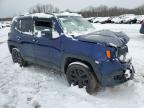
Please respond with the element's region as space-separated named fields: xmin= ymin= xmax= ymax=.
xmin=125 ymin=65 xmax=135 ymax=80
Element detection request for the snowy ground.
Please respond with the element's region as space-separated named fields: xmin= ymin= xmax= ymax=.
xmin=0 ymin=27 xmax=9 ymax=44
xmin=0 ymin=24 xmax=144 ymax=108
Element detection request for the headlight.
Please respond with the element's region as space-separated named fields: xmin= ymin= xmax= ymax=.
xmin=119 ymin=52 xmax=132 ymax=62
xmin=119 ymin=55 xmax=125 ymax=61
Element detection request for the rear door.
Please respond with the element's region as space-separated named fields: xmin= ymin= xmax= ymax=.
xmin=17 ymin=18 xmax=35 ymax=61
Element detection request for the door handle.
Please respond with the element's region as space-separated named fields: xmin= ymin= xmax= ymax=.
xmin=33 ymin=39 xmax=39 ymax=43
xmin=35 ymin=40 xmax=39 ymax=43
xmin=17 ymin=37 xmax=21 ymax=40
xmin=32 ymin=39 xmax=36 ymax=42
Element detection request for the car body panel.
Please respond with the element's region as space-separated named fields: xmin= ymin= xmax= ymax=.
xmin=8 ymin=13 xmax=135 ymax=87
xmin=76 ymin=30 xmax=129 ymax=47
xmin=140 ymin=21 xmax=144 ymax=34
xmin=8 ymin=25 xmax=35 ymax=60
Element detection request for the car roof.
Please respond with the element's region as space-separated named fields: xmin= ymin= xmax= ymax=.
xmin=17 ymin=13 xmax=54 ymax=19
xmin=17 ymin=12 xmax=81 ymax=18
xmin=54 ymin=12 xmax=82 ymax=17
xmin=12 ymin=12 xmax=82 ymax=23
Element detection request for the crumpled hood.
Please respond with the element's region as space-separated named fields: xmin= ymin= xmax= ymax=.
xmin=76 ymin=30 xmax=130 ymax=47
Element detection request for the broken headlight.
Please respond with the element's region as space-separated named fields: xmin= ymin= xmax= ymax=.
xmin=117 ymin=45 xmax=131 ymax=62
xmin=119 ymin=52 xmax=131 ymax=62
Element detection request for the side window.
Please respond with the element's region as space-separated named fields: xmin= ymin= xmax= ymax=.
xmin=34 ymin=19 xmax=59 ymax=38
xmin=14 ymin=20 xmax=21 ymax=31
xmin=20 ymin=18 xmax=34 ymax=34
xmin=35 ymin=20 xmax=52 ymax=31
xmin=34 ymin=19 xmax=52 ymax=37
xmin=10 ymin=21 xmax=16 ymax=31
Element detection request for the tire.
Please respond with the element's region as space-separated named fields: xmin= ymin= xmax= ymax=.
xmin=11 ymin=48 xmax=28 ymax=67
xmin=66 ymin=62 xmax=99 ymax=94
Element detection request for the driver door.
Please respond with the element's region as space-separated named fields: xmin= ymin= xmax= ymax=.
xmin=33 ymin=18 xmax=53 ymax=66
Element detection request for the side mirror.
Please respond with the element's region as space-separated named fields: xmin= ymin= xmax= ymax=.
xmin=41 ymin=29 xmax=52 ymax=39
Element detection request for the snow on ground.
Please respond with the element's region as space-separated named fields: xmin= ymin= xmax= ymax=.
xmin=0 ymin=27 xmax=9 ymax=43
xmin=0 ymin=25 xmax=144 ymax=108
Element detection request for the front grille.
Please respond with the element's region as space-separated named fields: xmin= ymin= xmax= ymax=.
xmin=114 ymin=73 xmax=125 ymax=81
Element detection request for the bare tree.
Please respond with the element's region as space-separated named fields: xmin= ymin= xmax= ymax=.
xmin=65 ymin=9 xmax=72 ymax=12
xmin=80 ymin=4 xmax=144 ymax=17
xmin=29 ymin=4 xmax=60 ymax=14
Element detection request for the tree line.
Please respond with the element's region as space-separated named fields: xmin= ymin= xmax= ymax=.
xmin=29 ymin=4 xmax=60 ymax=14
xmin=79 ymin=5 xmax=144 ymax=17
xmin=29 ymin=4 xmax=144 ymax=17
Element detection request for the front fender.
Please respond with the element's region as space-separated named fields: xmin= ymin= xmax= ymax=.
xmin=60 ymin=53 xmax=102 ymax=83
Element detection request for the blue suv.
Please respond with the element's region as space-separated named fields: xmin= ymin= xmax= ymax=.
xmin=140 ymin=20 xmax=144 ymax=34
xmin=8 ymin=13 xmax=135 ymax=94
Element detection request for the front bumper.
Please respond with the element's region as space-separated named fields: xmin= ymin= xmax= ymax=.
xmin=99 ymin=59 xmax=135 ymax=86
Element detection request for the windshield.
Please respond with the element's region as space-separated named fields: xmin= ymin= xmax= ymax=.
xmin=58 ymin=16 xmax=95 ymax=36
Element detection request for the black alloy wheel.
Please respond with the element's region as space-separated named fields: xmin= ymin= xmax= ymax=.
xmin=12 ymin=48 xmax=28 ymax=67
xmin=66 ymin=62 xmax=99 ymax=94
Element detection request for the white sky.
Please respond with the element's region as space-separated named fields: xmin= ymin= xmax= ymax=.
xmin=0 ymin=0 xmax=144 ymax=17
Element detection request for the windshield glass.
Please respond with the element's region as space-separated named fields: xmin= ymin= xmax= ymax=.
xmin=58 ymin=16 xmax=95 ymax=36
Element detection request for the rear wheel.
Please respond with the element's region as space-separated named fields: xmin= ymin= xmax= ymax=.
xmin=66 ymin=62 xmax=99 ymax=94
xmin=11 ymin=48 xmax=28 ymax=67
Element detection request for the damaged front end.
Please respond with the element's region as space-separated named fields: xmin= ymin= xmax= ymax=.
xmin=99 ymin=45 xmax=135 ymax=86
xmin=101 ymin=39 xmax=135 ymax=86
xmin=77 ymin=30 xmax=135 ymax=86
xmin=102 ymin=37 xmax=135 ymax=86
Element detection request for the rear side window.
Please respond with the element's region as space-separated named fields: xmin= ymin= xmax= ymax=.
xmin=20 ymin=18 xmax=34 ymax=33
xmin=13 ymin=20 xmax=21 ymax=31
xmin=10 ymin=21 xmax=16 ymax=31
xmin=14 ymin=18 xmax=34 ymax=35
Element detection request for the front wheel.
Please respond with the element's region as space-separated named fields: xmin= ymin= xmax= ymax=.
xmin=66 ymin=62 xmax=99 ymax=94
xmin=11 ymin=48 xmax=28 ymax=67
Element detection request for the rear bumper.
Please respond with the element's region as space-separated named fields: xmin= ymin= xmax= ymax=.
xmin=98 ymin=59 xmax=135 ymax=86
